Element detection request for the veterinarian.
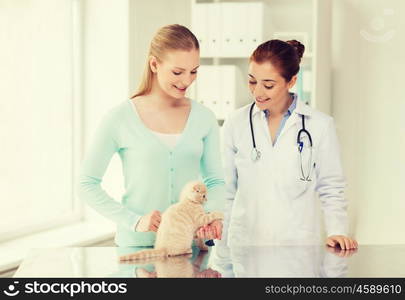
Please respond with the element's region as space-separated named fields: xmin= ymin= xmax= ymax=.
xmin=77 ymin=24 xmax=224 ymax=247
xmin=220 ymin=40 xmax=357 ymax=250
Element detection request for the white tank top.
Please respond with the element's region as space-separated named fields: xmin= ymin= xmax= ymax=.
xmin=150 ymin=130 xmax=181 ymax=149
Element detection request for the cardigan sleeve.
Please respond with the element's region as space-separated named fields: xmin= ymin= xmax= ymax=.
xmin=76 ymin=110 xmax=142 ymax=231
xmin=200 ymin=113 xmax=226 ymax=213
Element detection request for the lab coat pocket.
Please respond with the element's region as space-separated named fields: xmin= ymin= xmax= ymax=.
xmin=280 ymin=146 xmax=315 ymax=200
xmin=234 ymin=147 xmax=256 ymax=180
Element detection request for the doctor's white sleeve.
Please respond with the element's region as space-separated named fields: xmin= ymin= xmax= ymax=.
xmin=315 ymin=118 xmax=349 ymax=237
xmin=219 ymin=118 xmax=238 ymax=246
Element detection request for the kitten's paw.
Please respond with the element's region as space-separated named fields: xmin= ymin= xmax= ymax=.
xmin=211 ymin=211 xmax=224 ymax=220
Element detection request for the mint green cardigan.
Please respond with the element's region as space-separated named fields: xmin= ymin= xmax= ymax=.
xmin=76 ymin=99 xmax=225 ymax=246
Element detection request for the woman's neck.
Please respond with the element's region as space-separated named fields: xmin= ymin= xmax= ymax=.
xmin=267 ymin=93 xmax=293 ymax=117
xmin=144 ymin=78 xmax=185 ymax=109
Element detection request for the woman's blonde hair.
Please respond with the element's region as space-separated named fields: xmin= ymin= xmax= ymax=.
xmin=130 ymin=24 xmax=199 ymax=99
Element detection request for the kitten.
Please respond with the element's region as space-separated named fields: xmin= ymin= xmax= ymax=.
xmin=119 ymin=181 xmax=223 ymax=261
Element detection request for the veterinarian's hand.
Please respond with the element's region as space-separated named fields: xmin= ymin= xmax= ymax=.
xmin=196 ymin=225 xmax=214 ymax=240
xmin=326 ymin=235 xmax=358 ymax=250
xmin=325 ymin=245 xmax=358 ymax=258
xmin=136 ymin=210 xmax=161 ymax=232
xmin=210 ymin=219 xmax=223 ymax=240
xmin=196 ymin=220 xmax=223 ymax=240
xmin=135 ymin=268 xmax=157 ymax=278
xmin=195 ymin=268 xmax=222 ymax=278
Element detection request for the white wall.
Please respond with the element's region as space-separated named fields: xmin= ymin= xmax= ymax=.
xmin=0 ymin=0 xmax=76 ymax=238
xmin=332 ymin=0 xmax=405 ymax=244
xmin=83 ymin=0 xmax=129 ymax=134
xmin=128 ymin=0 xmax=191 ymax=95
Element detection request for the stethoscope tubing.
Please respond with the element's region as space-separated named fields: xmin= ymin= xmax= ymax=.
xmin=249 ymin=102 xmax=313 ymax=180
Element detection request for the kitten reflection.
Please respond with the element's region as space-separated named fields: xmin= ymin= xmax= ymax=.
xmin=120 ymin=251 xmax=221 ymax=278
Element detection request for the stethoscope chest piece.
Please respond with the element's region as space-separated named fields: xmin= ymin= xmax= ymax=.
xmin=251 ymin=148 xmax=261 ymax=161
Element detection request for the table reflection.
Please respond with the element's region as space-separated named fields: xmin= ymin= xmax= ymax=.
xmin=14 ymin=244 xmax=405 ymax=278
xmin=208 ymin=244 xmax=358 ymax=278
xmin=112 ymin=246 xmax=219 ymax=278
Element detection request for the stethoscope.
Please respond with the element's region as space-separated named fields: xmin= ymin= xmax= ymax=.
xmin=249 ymin=102 xmax=314 ymax=181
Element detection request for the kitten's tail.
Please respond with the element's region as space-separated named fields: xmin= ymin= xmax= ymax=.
xmin=119 ymin=248 xmax=167 ymax=262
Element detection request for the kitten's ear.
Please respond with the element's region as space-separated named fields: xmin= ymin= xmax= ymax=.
xmin=194 ymin=183 xmax=205 ymax=192
xmin=192 ymin=184 xmax=201 ymax=193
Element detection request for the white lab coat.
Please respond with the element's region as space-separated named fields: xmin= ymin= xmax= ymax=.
xmin=221 ymin=97 xmax=348 ymax=246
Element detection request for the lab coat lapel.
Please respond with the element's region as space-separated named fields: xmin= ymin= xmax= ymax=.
xmin=251 ymin=105 xmax=273 ymax=148
xmin=277 ymin=99 xmax=312 ymax=141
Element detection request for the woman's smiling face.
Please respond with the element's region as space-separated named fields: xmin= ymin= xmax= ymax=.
xmin=150 ymin=49 xmax=200 ymax=100
xmin=248 ymin=60 xmax=296 ymax=111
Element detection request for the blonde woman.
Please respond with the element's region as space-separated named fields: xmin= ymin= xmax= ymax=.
xmin=77 ymin=24 xmax=224 ymax=247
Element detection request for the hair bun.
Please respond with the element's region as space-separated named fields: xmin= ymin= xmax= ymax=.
xmin=287 ymin=40 xmax=305 ymax=60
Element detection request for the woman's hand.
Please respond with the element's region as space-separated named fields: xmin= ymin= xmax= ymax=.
xmin=196 ymin=220 xmax=223 ymax=240
xmin=135 ymin=268 xmax=157 ymax=278
xmin=136 ymin=210 xmax=161 ymax=232
xmin=326 ymin=235 xmax=358 ymax=250
xmin=194 ymin=268 xmax=222 ymax=278
xmin=325 ymin=245 xmax=358 ymax=258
